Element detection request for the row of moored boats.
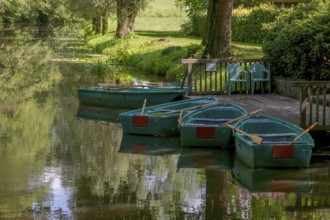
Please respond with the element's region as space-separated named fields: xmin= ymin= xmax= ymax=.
xmin=118 ymin=96 xmax=316 ymax=168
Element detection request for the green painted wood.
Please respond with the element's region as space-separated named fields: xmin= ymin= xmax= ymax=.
xmin=180 ymin=103 xmax=247 ymax=147
xmin=119 ymin=96 xmax=218 ymax=136
xmin=181 ymin=58 xmax=272 ymax=95
xmin=233 ymin=114 xmax=315 ymax=168
xmin=77 ymin=86 xmax=186 ymax=109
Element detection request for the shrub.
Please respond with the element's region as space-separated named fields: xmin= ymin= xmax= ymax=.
xmin=181 ymin=12 xmax=206 ymax=37
xmin=125 ymin=43 xmax=203 ymax=80
xmin=232 ymin=4 xmax=282 ymax=43
xmin=182 ymin=4 xmax=282 ymax=43
xmin=263 ymin=1 xmax=330 ymax=80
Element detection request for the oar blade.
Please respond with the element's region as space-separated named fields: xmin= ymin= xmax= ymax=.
xmin=251 ymin=135 xmax=263 ymax=145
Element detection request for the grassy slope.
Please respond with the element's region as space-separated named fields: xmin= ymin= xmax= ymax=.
xmin=85 ymin=0 xmax=263 ymax=81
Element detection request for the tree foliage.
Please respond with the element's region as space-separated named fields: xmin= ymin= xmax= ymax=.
xmin=0 ymin=0 xmax=73 ymax=23
xmin=263 ymin=1 xmax=330 ymax=80
xmin=232 ymin=4 xmax=283 ymax=43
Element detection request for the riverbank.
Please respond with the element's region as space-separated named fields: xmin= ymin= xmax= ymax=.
xmin=78 ymin=0 xmax=263 ymax=83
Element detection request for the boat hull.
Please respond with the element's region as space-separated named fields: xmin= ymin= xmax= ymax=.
xmin=77 ymin=87 xmax=186 ymax=109
xmin=180 ymin=103 xmax=247 ymax=147
xmin=120 ymin=97 xmax=218 ymax=136
xmin=233 ymin=115 xmax=315 ymax=168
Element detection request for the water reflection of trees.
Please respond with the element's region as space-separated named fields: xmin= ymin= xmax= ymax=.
xmin=0 ymin=32 xmax=62 ymax=218
xmin=0 ymin=41 xmax=60 ymax=102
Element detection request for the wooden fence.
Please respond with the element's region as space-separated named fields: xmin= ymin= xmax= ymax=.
xmin=293 ymin=81 xmax=330 ymax=130
xmin=181 ymin=58 xmax=272 ymax=96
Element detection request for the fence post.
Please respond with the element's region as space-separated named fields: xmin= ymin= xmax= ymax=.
xmin=187 ymin=63 xmax=193 ymax=95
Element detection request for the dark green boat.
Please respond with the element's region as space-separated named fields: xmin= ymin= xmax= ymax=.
xmin=232 ymin=157 xmax=312 ymax=193
xmin=120 ymin=96 xmax=218 ymax=136
xmin=77 ymin=86 xmax=186 ymax=109
xmin=180 ymin=103 xmax=247 ymax=147
xmin=233 ymin=115 xmax=315 ymax=168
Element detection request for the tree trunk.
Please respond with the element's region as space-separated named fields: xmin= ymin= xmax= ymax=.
xmin=95 ymin=16 xmax=102 ymax=34
xmin=202 ymin=0 xmax=214 ymax=46
xmin=102 ymin=13 xmax=108 ymax=35
xmin=203 ymin=0 xmax=233 ymax=58
xmin=116 ymin=0 xmax=130 ymax=38
xmin=92 ymin=17 xmax=96 ymax=32
xmin=128 ymin=9 xmax=138 ymax=32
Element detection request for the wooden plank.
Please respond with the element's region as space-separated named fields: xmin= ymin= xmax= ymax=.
xmin=323 ymin=88 xmax=326 ymax=125
xmin=187 ymin=63 xmax=192 ymax=95
xmin=292 ymin=81 xmax=330 ymax=88
xmin=316 ymin=87 xmax=320 ymax=123
xmin=309 ymin=87 xmax=313 ymax=126
xmin=300 ymin=88 xmax=307 ymax=128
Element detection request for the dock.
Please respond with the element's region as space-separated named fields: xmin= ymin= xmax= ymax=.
xmin=207 ymin=94 xmax=330 ymax=150
xmin=218 ymin=94 xmax=301 ymax=125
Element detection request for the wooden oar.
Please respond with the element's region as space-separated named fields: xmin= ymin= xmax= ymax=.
xmin=217 ymin=109 xmax=263 ymax=126
xmin=226 ymin=123 xmax=263 ymax=145
xmin=178 ymin=110 xmax=183 ymax=126
xmin=148 ymin=101 xmax=219 ymax=116
xmin=141 ymin=99 xmax=147 ymax=115
xmin=289 ymin=122 xmax=318 ymax=144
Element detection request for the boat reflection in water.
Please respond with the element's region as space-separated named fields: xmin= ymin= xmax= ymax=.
xmin=176 ymin=147 xmax=235 ymax=219
xmin=118 ymin=134 xmax=181 ymax=156
xmin=177 ymin=147 xmax=235 ymax=170
xmin=232 ymin=157 xmax=312 ymax=193
xmin=76 ymin=104 xmax=127 ymax=124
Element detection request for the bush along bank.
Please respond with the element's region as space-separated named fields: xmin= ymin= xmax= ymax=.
xmin=85 ymin=32 xmax=204 ymax=82
xmin=263 ymin=1 xmax=330 ymax=80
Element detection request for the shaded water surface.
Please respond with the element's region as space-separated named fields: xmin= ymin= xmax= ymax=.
xmin=1 ymin=26 xmax=330 ymax=220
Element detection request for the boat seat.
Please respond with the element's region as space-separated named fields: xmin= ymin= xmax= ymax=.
xmin=262 ymin=141 xmax=302 ymax=144
xmin=252 ymin=133 xmax=296 ymax=138
xmin=187 ymin=118 xmax=230 ymax=125
xmin=155 ymin=109 xmax=176 ymax=113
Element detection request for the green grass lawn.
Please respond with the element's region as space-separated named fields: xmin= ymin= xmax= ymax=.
xmin=83 ymin=0 xmax=263 ymax=82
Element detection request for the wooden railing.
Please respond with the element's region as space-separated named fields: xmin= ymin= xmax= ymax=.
xmin=293 ymin=81 xmax=330 ymax=130
xmin=181 ymin=58 xmax=272 ymax=95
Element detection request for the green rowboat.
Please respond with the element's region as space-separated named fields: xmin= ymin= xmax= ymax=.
xmin=119 ymin=96 xmax=218 ymax=136
xmin=77 ymin=86 xmax=186 ymax=109
xmin=180 ymin=103 xmax=247 ymax=147
xmin=233 ymin=115 xmax=315 ymax=168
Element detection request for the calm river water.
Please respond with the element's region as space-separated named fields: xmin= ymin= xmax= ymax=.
xmin=1 ymin=26 xmax=330 ymax=220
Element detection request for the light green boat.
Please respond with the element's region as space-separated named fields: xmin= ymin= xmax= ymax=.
xmin=232 ymin=157 xmax=312 ymax=193
xmin=233 ymin=115 xmax=315 ymax=168
xmin=119 ymin=96 xmax=218 ymax=136
xmin=180 ymin=103 xmax=247 ymax=147
xmin=77 ymin=86 xmax=186 ymax=109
